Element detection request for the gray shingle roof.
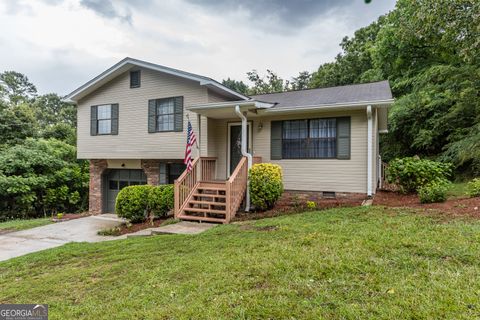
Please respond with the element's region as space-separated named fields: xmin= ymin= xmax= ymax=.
xmin=251 ymin=80 xmax=393 ymax=109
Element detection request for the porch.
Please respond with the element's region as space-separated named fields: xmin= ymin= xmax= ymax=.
xmin=174 ymin=101 xmax=269 ymax=223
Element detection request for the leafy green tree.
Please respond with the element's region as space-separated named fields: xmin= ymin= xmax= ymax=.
xmin=0 ymin=139 xmax=89 ymax=219
xmin=222 ymin=78 xmax=250 ymax=95
xmin=0 ymin=103 xmax=37 ymax=146
xmin=246 ymin=69 xmax=287 ymax=95
xmin=33 ymin=93 xmax=76 ymax=127
xmin=0 ymin=71 xmax=37 ymax=105
xmin=310 ymin=16 xmax=386 ymax=88
xmin=290 ymin=71 xmax=311 ymax=90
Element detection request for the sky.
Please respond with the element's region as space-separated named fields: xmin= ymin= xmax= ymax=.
xmin=0 ymin=0 xmax=397 ymax=96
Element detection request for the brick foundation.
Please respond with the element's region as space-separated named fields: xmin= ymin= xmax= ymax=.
xmin=89 ymin=159 xmax=108 ymax=215
xmin=141 ymin=159 xmax=161 ymax=185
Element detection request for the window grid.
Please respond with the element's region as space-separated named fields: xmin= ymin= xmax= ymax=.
xmin=97 ymin=104 xmax=112 ymax=135
xmin=282 ymin=118 xmax=336 ymax=159
xmin=156 ymin=98 xmax=175 ymax=132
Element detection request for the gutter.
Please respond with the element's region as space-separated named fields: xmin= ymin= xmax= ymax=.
xmin=367 ymin=105 xmax=373 ymax=197
xmin=235 ymin=105 xmax=252 ymax=212
xmin=262 ymin=99 xmax=394 ymax=113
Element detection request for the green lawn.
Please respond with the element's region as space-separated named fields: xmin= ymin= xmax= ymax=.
xmin=1 ymin=206 xmax=480 ymax=319
xmin=0 ymin=217 xmax=52 ymax=232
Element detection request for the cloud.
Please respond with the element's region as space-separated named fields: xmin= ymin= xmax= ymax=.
xmin=79 ymin=0 xmax=132 ymax=24
xmin=185 ymin=0 xmax=354 ymax=31
xmin=0 ymin=0 xmax=396 ymax=95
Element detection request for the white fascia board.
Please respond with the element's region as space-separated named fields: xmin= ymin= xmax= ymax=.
xmin=263 ymin=99 xmax=394 ymax=113
xmin=188 ymin=100 xmax=275 ymax=111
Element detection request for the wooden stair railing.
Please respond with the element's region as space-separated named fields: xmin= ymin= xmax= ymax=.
xmin=175 ymin=156 xmax=247 ymax=223
xmin=174 ymin=157 xmax=217 ymax=218
xmin=225 ymin=156 xmax=248 ymax=223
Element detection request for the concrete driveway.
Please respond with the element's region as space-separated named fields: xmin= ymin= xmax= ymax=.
xmin=0 ymin=214 xmax=125 ymax=262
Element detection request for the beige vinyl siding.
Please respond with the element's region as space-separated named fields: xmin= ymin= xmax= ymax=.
xmin=210 ymin=110 xmax=369 ymax=193
xmin=77 ymin=68 xmax=208 ymax=159
xmin=207 ymin=89 xmax=232 ymax=103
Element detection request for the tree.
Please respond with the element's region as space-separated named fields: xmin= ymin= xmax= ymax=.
xmin=0 ymin=71 xmax=37 ymax=105
xmin=221 ymin=78 xmax=250 ymax=95
xmin=246 ymin=69 xmax=287 ymax=95
xmin=33 ymin=93 xmax=76 ymax=127
xmin=0 ymin=138 xmax=89 ymax=219
xmin=0 ymin=103 xmax=37 ymax=146
xmin=291 ymin=71 xmax=311 ymax=90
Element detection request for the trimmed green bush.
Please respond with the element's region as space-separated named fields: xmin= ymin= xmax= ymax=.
xmin=466 ymin=178 xmax=480 ymax=198
xmin=115 ymin=185 xmax=153 ymax=223
xmin=249 ymin=163 xmax=284 ymax=211
xmin=148 ymin=185 xmax=174 ymax=217
xmin=418 ymin=181 xmax=450 ymax=203
xmin=386 ymin=157 xmax=452 ymax=193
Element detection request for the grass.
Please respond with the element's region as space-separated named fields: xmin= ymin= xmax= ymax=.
xmin=1 ymin=206 xmax=480 ymax=319
xmin=0 ymin=217 xmax=52 ymax=232
xmin=447 ymin=181 xmax=469 ymax=198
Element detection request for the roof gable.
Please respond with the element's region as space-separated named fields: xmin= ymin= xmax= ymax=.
xmin=65 ymin=57 xmax=249 ymax=102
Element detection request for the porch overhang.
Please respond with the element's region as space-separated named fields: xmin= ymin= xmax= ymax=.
xmin=187 ymin=100 xmax=276 ymax=119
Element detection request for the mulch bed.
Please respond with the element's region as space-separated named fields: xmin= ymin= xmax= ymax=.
xmin=374 ymin=190 xmax=480 ymax=218
xmin=112 ymin=217 xmax=171 ymax=236
xmin=233 ymin=195 xmax=365 ymax=222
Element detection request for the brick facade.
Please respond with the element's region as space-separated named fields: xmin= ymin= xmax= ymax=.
xmin=141 ymin=159 xmax=161 ymax=186
xmin=89 ymin=159 xmax=108 ymax=215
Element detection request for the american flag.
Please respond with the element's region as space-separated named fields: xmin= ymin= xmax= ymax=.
xmin=184 ymin=120 xmax=197 ymax=171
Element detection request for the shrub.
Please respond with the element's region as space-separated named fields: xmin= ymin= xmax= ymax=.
xmin=386 ymin=157 xmax=452 ymax=193
xmin=418 ymin=181 xmax=450 ymax=203
xmin=306 ymin=201 xmax=316 ymax=210
xmin=249 ymin=163 xmax=283 ymax=211
xmin=115 ymin=185 xmax=153 ymax=223
xmin=466 ymin=178 xmax=480 ymax=197
xmin=148 ymin=185 xmax=174 ymax=217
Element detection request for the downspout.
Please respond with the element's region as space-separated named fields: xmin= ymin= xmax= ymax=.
xmin=235 ymin=105 xmax=252 ymax=212
xmin=367 ymin=105 xmax=373 ymax=197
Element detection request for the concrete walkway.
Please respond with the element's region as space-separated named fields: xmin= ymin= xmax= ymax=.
xmin=125 ymin=221 xmax=217 ymax=238
xmin=0 ymin=214 xmax=124 ymax=262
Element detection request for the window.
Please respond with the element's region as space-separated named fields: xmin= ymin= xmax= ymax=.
xmin=159 ymin=162 xmax=186 ymax=184
xmin=148 ymin=97 xmax=183 ymax=133
xmin=97 ymin=104 xmax=112 ymax=134
xmin=91 ymin=104 xmax=119 ymax=136
xmin=282 ymin=118 xmax=337 ymax=159
xmin=130 ymin=70 xmax=140 ymax=88
xmin=156 ymin=98 xmax=175 ymax=131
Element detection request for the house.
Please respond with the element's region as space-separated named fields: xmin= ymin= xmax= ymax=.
xmin=66 ymin=57 xmax=393 ymax=223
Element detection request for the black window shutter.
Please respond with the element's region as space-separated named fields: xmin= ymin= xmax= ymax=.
xmin=148 ymin=100 xmax=156 ymax=133
xmin=336 ymin=117 xmax=351 ymax=159
xmin=271 ymin=121 xmax=283 ymax=160
xmin=90 ymin=105 xmax=98 ymax=136
xmin=111 ymin=104 xmax=119 ymax=135
xmin=174 ymin=96 xmax=184 ymax=132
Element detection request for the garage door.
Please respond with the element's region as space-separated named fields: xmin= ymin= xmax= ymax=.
xmin=104 ymin=169 xmax=147 ymax=213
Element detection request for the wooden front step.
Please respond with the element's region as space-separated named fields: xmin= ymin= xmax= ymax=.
xmin=189 ymin=200 xmax=226 ymax=206
xmin=177 ymin=215 xmax=227 ymax=224
xmin=178 ymin=181 xmax=228 ymax=223
xmin=183 ymin=207 xmax=226 ymax=215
